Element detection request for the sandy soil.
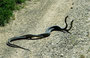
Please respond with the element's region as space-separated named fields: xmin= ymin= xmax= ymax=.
xmin=0 ymin=0 xmax=90 ymax=58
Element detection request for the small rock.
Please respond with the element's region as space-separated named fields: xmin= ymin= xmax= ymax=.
xmin=60 ymin=54 xmax=64 ymax=57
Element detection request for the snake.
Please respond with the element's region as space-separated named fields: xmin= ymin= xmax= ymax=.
xmin=6 ymin=16 xmax=74 ymax=50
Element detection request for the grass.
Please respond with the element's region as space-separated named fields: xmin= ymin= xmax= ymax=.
xmin=0 ymin=0 xmax=26 ymax=26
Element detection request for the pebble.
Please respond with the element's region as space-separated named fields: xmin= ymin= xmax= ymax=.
xmin=60 ymin=54 xmax=64 ymax=57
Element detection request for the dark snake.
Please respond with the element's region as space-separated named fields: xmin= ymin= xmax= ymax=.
xmin=6 ymin=16 xmax=74 ymax=51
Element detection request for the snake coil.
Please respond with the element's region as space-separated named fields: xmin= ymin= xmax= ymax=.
xmin=6 ymin=16 xmax=74 ymax=50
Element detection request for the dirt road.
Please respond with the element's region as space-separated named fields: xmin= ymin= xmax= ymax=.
xmin=0 ymin=0 xmax=90 ymax=58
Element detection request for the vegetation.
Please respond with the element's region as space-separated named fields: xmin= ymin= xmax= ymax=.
xmin=0 ymin=0 xmax=26 ymax=26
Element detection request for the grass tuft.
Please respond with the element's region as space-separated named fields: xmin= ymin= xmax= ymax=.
xmin=0 ymin=0 xmax=26 ymax=26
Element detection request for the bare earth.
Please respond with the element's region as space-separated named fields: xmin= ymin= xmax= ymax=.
xmin=0 ymin=0 xmax=90 ymax=58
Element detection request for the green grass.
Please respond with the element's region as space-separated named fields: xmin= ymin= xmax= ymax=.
xmin=0 ymin=0 xmax=26 ymax=26
xmin=15 ymin=0 xmax=26 ymax=4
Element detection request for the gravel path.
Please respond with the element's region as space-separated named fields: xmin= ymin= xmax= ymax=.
xmin=0 ymin=0 xmax=90 ymax=58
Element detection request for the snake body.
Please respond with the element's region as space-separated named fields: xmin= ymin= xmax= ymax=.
xmin=6 ymin=16 xmax=74 ymax=50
